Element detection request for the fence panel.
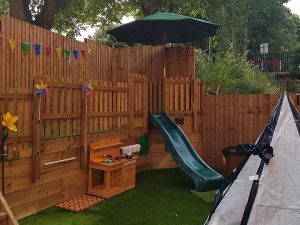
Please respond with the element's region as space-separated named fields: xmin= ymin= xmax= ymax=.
xmin=203 ymin=93 xmax=300 ymax=173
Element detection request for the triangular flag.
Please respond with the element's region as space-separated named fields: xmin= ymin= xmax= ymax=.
xmin=87 ymin=49 xmax=92 ymax=57
xmin=0 ymin=35 xmax=2 ymax=45
xmin=34 ymin=44 xmax=41 ymax=56
xmin=22 ymin=42 xmax=30 ymax=55
xmin=80 ymin=49 xmax=85 ymax=58
xmin=9 ymin=38 xmax=17 ymax=53
xmin=45 ymin=46 xmax=51 ymax=56
xmin=65 ymin=49 xmax=71 ymax=59
xmin=55 ymin=48 xmax=62 ymax=60
xmin=73 ymin=49 xmax=79 ymax=59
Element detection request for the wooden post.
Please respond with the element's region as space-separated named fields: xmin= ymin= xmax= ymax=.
xmin=0 ymin=192 xmax=19 ymax=225
xmin=80 ymin=83 xmax=88 ymax=168
xmin=128 ymin=74 xmax=134 ymax=136
xmin=193 ymin=78 xmax=199 ymax=132
xmin=164 ymin=77 xmax=170 ymax=112
xmin=32 ymin=78 xmax=41 ymax=182
xmin=143 ymin=76 xmax=148 ymax=133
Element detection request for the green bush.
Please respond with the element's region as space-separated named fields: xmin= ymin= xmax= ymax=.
xmin=196 ymin=50 xmax=274 ymax=94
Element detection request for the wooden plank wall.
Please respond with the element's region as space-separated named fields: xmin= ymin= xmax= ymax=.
xmin=202 ymin=93 xmax=300 ymax=173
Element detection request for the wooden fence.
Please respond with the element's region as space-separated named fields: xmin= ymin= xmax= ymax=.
xmin=0 ymin=15 xmax=196 ymax=218
xmin=202 ymin=93 xmax=300 ymax=172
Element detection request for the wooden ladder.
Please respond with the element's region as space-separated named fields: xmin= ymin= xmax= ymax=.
xmin=0 ymin=193 xmax=18 ymax=225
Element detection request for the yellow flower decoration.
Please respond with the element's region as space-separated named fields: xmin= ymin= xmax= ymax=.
xmin=2 ymin=112 xmax=18 ymax=132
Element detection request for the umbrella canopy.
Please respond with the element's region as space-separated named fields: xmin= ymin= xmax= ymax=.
xmin=107 ymin=11 xmax=219 ymax=45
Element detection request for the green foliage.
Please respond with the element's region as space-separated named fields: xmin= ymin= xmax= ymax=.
xmin=2 ymin=0 xmax=300 ymax=52
xmin=53 ymin=0 xmax=133 ymax=37
xmin=196 ymin=50 xmax=274 ymax=94
xmin=92 ymin=24 xmax=128 ymax=47
xmin=0 ymin=0 xmax=9 ymax=15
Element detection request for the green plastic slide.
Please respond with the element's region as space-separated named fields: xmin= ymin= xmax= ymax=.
xmin=149 ymin=111 xmax=223 ymax=191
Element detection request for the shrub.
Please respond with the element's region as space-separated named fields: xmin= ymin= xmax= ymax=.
xmin=196 ymin=50 xmax=274 ymax=94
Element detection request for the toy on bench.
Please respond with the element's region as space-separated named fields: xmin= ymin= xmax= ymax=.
xmin=88 ymin=138 xmax=141 ymax=198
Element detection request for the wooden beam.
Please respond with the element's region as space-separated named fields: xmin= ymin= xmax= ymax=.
xmin=80 ymin=83 xmax=88 ymax=168
xmin=0 ymin=192 xmax=19 ymax=225
xmin=128 ymin=75 xmax=134 ymax=136
xmin=32 ymin=78 xmax=42 ymax=182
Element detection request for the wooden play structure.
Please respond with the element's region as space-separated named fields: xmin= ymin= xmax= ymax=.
xmin=0 ymin=15 xmax=299 ymax=220
xmin=88 ymin=139 xmax=138 ymax=198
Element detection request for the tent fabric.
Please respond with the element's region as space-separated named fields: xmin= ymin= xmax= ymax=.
xmin=205 ymin=93 xmax=300 ymax=225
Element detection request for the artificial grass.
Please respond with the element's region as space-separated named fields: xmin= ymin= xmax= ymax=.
xmin=190 ymin=190 xmax=216 ymax=204
xmin=20 ymin=169 xmax=213 ymax=225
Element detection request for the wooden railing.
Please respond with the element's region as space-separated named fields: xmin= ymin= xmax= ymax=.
xmin=148 ymin=76 xmax=205 ymax=132
xmin=29 ymin=74 xmax=149 ymax=181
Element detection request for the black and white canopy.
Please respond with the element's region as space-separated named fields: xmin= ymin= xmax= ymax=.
xmin=205 ymin=93 xmax=300 ymax=225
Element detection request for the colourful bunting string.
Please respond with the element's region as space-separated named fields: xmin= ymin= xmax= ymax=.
xmin=34 ymin=44 xmax=41 ymax=56
xmin=80 ymin=50 xmax=85 ymax=58
xmin=0 ymin=35 xmax=93 ymax=61
xmin=88 ymin=49 xmax=92 ymax=57
xmin=45 ymin=46 xmax=51 ymax=56
xmin=22 ymin=42 xmax=30 ymax=55
xmin=9 ymin=38 xmax=17 ymax=53
xmin=55 ymin=48 xmax=62 ymax=60
xmin=73 ymin=49 xmax=79 ymax=59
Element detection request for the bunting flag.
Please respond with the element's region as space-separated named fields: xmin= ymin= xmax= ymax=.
xmin=34 ymin=44 xmax=41 ymax=56
xmin=55 ymin=48 xmax=62 ymax=60
xmin=9 ymin=38 xmax=17 ymax=53
xmin=80 ymin=49 xmax=85 ymax=58
xmin=0 ymin=35 xmax=2 ymax=45
xmin=73 ymin=49 xmax=79 ymax=59
xmin=87 ymin=49 xmax=92 ymax=57
xmin=22 ymin=42 xmax=30 ymax=55
xmin=65 ymin=49 xmax=71 ymax=59
xmin=45 ymin=46 xmax=51 ymax=56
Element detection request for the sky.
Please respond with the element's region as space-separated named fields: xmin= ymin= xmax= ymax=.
xmin=77 ymin=0 xmax=300 ymax=42
xmin=284 ymin=0 xmax=300 ymax=16
xmin=76 ymin=16 xmax=134 ymax=42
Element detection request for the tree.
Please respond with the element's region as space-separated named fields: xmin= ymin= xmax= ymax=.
xmin=92 ymin=24 xmax=128 ymax=47
xmin=0 ymin=0 xmax=9 ymax=15
xmin=206 ymin=0 xmax=300 ymax=54
xmin=4 ymin=0 xmax=131 ymax=36
xmin=8 ymin=0 xmax=63 ymax=29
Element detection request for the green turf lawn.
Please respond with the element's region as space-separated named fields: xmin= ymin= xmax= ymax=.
xmin=20 ymin=169 xmax=214 ymax=225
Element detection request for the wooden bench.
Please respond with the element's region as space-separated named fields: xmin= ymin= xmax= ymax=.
xmin=88 ymin=139 xmax=138 ymax=198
